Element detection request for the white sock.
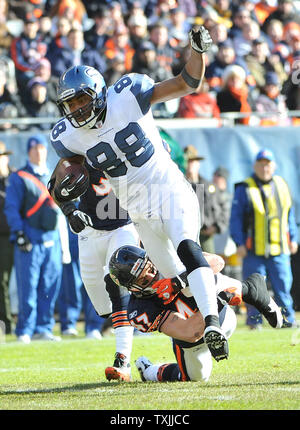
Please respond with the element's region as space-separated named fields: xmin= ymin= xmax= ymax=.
xmin=144 ymin=365 xmax=160 ymax=381
xmin=187 ymin=267 xmax=218 ymax=319
xmin=114 ymin=326 xmax=134 ymax=361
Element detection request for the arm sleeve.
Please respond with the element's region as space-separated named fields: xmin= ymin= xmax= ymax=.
xmin=288 ymin=205 xmax=298 ymax=243
xmin=4 ymin=173 xmax=25 ymax=235
xmin=129 ymin=73 xmax=155 ymax=115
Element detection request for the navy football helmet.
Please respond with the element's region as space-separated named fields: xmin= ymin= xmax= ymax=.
xmin=109 ymin=246 xmax=159 ymax=298
xmin=57 ymin=65 xmax=107 ymax=128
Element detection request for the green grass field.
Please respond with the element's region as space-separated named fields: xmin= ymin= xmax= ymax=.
xmin=0 ymin=314 xmax=299 ymax=411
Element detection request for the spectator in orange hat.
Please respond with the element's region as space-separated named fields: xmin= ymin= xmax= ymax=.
xmin=254 ymin=0 xmax=276 ymax=26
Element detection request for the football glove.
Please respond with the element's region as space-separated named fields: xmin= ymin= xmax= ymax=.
xmin=16 ymin=231 xmax=32 ymax=252
xmin=152 ymin=277 xmax=184 ymax=305
xmin=54 ymin=173 xmax=89 ymax=203
xmin=60 ymin=201 xmax=93 ymax=234
xmin=189 ymin=27 xmax=212 ymax=54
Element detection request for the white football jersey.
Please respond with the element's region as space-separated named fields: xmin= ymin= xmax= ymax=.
xmin=51 ymin=73 xmax=186 ymax=214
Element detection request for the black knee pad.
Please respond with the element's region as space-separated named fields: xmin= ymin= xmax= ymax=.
xmin=177 ymin=239 xmax=209 ymax=274
xmin=105 ymin=274 xmax=130 ymax=313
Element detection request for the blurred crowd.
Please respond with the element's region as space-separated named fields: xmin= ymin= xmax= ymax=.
xmin=0 ymin=0 xmax=300 ymax=129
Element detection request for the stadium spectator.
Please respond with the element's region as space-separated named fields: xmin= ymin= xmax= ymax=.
xmin=47 ymin=27 xmax=107 ymax=78
xmin=184 ymin=145 xmax=226 ymax=254
xmin=0 ymin=68 xmax=26 ymax=120
xmin=104 ymin=24 xmax=135 ymax=73
xmin=49 ymin=0 xmax=87 ymax=27
xmin=228 ymin=6 xmax=251 ymax=39
xmin=83 ymin=6 xmax=111 ymax=52
xmin=0 ymin=142 xmax=14 ymax=335
xmin=264 ymin=19 xmax=288 ymax=59
xmin=108 ymin=1 xmax=125 ymax=33
xmin=148 ymin=21 xmax=180 ymax=74
xmin=104 ymin=53 xmax=127 ymax=87
xmin=131 ymin=40 xmax=172 ymax=81
xmin=10 ymin=14 xmax=48 ymax=97
xmin=230 ymin=148 xmax=298 ymax=329
xmin=177 ymin=0 xmax=197 ymax=19
xmin=285 ymin=28 xmax=300 ymax=71
xmin=232 ymin=19 xmax=262 ymax=58
xmin=245 ymin=37 xmax=287 ymax=90
xmin=167 ymin=6 xmax=191 ymax=45
xmin=47 ymin=16 xmax=72 ymax=53
xmin=4 ymin=134 xmax=63 ymax=343
xmin=9 ymin=0 xmax=45 ymax=20
xmin=213 ymin=0 xmax=233 ymax=29
xmin=177 ymin=79 xmax=220 ymax=120
xmin=262 ymin=0 xmax=300 ymax=33
xmin=205 ymin=39 xmax=254 ymax=94
xmin=126 ymin=13 xmax=149 ymax=50
xmin=255 ymin=71 xmax=290 ymax=126
xmin=0 ymin=0 xmax=14 ymax=57
xmin=32 ymin=58 xmax=58 ymax=103
xmin=58 ymin=222 xmax=105 ymax=339
xmin=216 ymin=64 xmax=254 ymax=125
xmin=23 ymin=78 xmax=60 ymax=128
xmin=237 ymin=0 xmax=260 ymax=24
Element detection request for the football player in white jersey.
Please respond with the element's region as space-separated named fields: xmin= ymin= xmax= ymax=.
xmin=49 ymin=27 xmax=229 ymax=362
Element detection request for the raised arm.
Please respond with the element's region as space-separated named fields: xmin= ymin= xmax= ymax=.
xmin=151 ymin=27 xmax=212 ymax=104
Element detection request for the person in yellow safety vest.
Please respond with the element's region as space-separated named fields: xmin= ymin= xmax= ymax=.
xmin=230 ymin=148 xmax=298 ymax=329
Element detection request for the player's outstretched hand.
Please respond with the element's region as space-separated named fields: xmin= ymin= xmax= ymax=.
xmin=152 ymin=278 xmax=182 ymax=305
xmin=189 ymin=26 xmax=212 ymax=54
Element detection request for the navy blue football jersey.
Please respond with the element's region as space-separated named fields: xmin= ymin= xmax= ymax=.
xmin=79 ymin=162 xmax=131 ymax=231
xmin=127 ymin=291 xmax=198 ymax=334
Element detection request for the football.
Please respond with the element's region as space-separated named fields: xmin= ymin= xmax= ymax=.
xmin=53 ymin=159 xmax=90 ymax=202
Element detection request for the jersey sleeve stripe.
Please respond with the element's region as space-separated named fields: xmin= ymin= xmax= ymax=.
xmin=130 ymin=74 xmax=155 ymax=115
xmin=51 ymin=139 xmax=78 ymax=158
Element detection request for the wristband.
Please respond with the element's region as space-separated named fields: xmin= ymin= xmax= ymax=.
xmin=181 ymin=67 xmax=201 ymax=89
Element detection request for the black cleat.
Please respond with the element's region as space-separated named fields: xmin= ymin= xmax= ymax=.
xmin=242 ymin=273 xmax=283 ymax=329
xmin=204 ymin=327 xmax=229 ymax=362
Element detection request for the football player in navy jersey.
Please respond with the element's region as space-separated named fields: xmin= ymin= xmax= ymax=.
xmin=48 ymin=27 xmax=232 ymax=362
xmin=57 ymin=161 xmax=139 ymax=382
xmin=109 ymin=245 xmax=283 ymax=382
